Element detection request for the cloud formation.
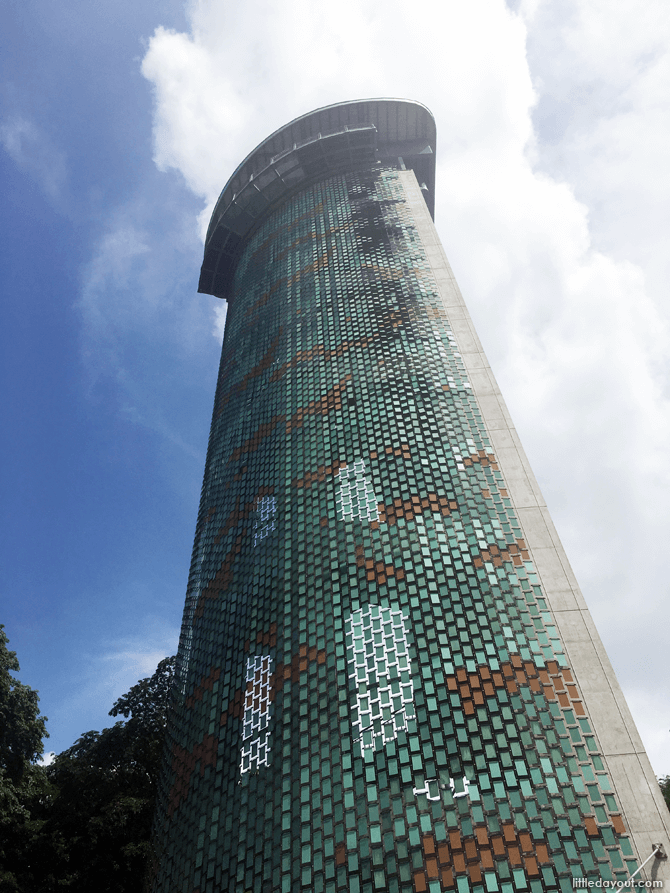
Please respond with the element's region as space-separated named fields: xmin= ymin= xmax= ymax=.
xmin=57 ymin=619 xmax=179 ymax=742
xmin=0 ymin=115 xmax=67 ymax=201
xmin=140 ymin=0 xmax=670 ymax=772
xmin=76 ymin=187 xmax=220 ymax=462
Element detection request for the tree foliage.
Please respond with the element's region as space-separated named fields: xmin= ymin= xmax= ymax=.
xmin=0 ymin=625 xmax=48 ymax=783
xmin=0 ymin=626 xmax=51 ymax=893
xmin=0 ymin=632 xmax=174 ymax=893
xmin=43 ymin=655 xmax=175 ymax=892
xmin=659 ymin=775 xmax=670 ymax=813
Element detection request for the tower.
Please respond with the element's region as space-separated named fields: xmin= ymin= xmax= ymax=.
xmin=152 ymin=100 xmax=669 ymax=892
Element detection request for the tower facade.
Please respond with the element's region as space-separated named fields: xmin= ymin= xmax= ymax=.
xmin=152 ymin=100 xmax=669 ymax=893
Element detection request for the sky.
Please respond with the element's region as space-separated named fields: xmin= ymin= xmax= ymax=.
xmin=2 ymin=0 xmax=670 ymax=774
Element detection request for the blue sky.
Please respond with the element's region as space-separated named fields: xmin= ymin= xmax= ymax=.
xmin=1 ymin=0 xmax=211 ymax=754
xmin=3 ymin=0 xmax=670 ymax=774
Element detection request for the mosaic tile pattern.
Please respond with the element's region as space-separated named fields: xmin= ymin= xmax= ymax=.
xmin=151 ymin=168 xmax=636 ymax=893
xmin=345 ymin=604 xmax=414 ymax=750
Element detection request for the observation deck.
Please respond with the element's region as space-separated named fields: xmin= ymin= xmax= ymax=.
xmin=198 ymin=98 xmax=437 ymax=300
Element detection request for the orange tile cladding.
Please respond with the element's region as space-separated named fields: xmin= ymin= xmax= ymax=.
xmin=584 ymin=817 xmax=599 ymax=837
xmin=611 ymin=815 xmax=626 ymax=834
xmin=413 ymin=870 xmax=427 ymax=891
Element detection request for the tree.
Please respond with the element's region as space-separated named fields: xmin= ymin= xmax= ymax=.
xmin=0 ymin=631 xmax=175 ymax=893
xmin=0 ymin=625 xmax=50 ymax=893
xmin=42 ymin=656 xmax=176 ymax=892
xmin=0 ymin=625 xmax=48 ymax=783
xmin=659 ymin=776 xmax=670 ymax=813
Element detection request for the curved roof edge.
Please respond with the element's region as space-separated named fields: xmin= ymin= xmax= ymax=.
xmin=199 ymin=99 xmax=437 ymax=300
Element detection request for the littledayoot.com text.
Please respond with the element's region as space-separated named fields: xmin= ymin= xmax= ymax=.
xmin=573 ymin=881 xmax=663 ymax=889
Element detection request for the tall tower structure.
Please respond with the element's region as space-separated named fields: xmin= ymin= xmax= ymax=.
xmin=152 ymin=100 xmax=669 ymax=893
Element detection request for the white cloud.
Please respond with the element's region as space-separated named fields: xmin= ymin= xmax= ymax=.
xmin=141 ymin=0 xmax=535 ymax=208
xmin=140 ymin=0 xmax=670 ymax=774
xmin=0 ymin=115 xmax=67 ymax=200
xmin=523 ymin=0 xmax=670 ymax=296
xmin=212 ymin=302 xmax=227 ymax=342
xmin=79 ymin=222 xmax=150 ymax=363
xmin=141 ymin=25 xmax=249 ymax=199
xmin=99 ymin=640 xmax=175 ymax=694
xmin=56 ymin=620 xmax=179 ymax=748
xmin=76 ymin=193 xmax=218 ymax=461
xmin=626 ymin=687 xmax=670 ymax=783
